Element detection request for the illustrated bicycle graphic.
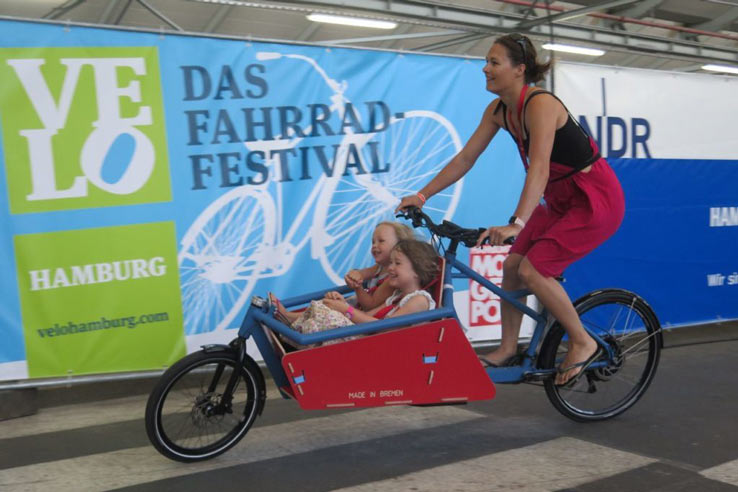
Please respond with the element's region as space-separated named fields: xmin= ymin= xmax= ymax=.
xmin=178 ymin=51 xmax=464 ymax=341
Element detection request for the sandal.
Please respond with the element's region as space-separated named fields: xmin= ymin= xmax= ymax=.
xmin=269 ymin=293 xmax=293 ymax=326
xmin=555 ymin=347 xmax=603 ymax=387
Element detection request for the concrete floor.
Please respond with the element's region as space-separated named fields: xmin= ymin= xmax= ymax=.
xmin=1 ymin=324 xmax=737 ymax=491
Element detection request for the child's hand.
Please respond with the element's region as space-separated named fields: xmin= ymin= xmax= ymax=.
xmin=323 ymin=298 xmax=348 ymax=313
xmin=323 ymin=291 xmax=343 ymax=300
xmin=344 ymin=270 xmax=363 ymax=289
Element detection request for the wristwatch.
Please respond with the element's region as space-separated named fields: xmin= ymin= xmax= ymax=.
xmin=508 ymin=216 xmax=526 ymax=228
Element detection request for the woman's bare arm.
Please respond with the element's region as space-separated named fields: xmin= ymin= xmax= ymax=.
xmin=397 ymin=101 xmax=502 ymax=210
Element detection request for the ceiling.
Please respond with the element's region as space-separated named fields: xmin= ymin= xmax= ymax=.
xmin=1 ymin=0 xmax=737 ymax=73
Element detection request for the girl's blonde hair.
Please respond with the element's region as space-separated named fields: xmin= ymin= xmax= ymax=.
xmin=392 ymin=240 xmax=440 ymax=287
xmin=375 ymin=221 xmax=416 ymax=243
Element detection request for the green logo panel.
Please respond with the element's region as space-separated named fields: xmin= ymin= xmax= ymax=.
xmin=0 ymin=47 xmax=171 ymax=214
xmin=14 ymin=222 xmax=185 ymax=378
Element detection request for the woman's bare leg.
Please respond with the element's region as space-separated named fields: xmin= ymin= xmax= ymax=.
xmin=516 ymin=258 xmax=598 ymax=385
xmin=480 ymin=254 xmax=525 ymax=365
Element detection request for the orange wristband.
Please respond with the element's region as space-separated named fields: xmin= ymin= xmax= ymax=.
xmin=416 ymin=192 xmax=427 ymax=204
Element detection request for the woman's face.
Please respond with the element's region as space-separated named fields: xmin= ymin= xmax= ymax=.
xmin=483 ymin=43 xmax=524 ymax=94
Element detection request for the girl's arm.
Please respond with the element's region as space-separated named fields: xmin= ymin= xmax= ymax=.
xmin=353 ymin=280 xmax=394 ymax=311
xmin=396 ymin=101 xmax=502 ymax=210
xmin=350 ymin=265 xmax=379 ymax=281
xmin=323 ymin=295 xmax=430 ymax=324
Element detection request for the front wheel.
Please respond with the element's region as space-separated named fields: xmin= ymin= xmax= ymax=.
xmin=145 ymin=347 xmax=265 ymax=462
xmin=539 ymin=289 xmax=662 ymax=422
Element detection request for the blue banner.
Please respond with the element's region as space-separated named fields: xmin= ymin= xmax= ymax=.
xmin=565 ymin=158 xmax=738 ymax=327
xmin=0 ymin=19 xmax=524 ymax=378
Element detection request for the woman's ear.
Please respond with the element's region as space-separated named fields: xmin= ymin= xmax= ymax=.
xmin=514 ymin=62 xmax=526 ymax=79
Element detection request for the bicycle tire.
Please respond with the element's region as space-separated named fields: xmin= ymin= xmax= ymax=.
xmin=145 ymin=348 xmax=265 ymax=462
xmin=539 ymin=289 xmax=662 ymax=422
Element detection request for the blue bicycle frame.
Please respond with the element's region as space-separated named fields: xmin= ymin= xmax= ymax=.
xmin=236 ymin=246 xmax=614 ymax=393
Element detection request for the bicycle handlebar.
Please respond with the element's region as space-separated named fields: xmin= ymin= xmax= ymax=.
xmin=395 ymin=207 xmax=515 ymax=248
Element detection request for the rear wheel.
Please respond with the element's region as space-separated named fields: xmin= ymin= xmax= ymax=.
xmin=539 ymin=289 xmax=661 ymax=422
xmin=145 ymin=348 xmax=265 ymax=462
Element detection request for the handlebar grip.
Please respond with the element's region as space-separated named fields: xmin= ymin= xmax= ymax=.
xmin=480 ymin=235 xmax=516 ymax=246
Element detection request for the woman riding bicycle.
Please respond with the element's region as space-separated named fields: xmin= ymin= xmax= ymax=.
xmin=397 ymin=33 xmax=625 ymax=386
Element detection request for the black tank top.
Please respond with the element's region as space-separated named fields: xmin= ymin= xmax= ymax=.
xmin=495 ymin=90 xmax=600 ymax=177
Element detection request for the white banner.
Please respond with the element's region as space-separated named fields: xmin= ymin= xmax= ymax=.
xmin=554 ymin=62 xmax=738 ymax=160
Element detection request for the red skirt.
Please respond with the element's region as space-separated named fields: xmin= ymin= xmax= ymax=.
xmin=509 ymin=158 xmax=625 ymax=278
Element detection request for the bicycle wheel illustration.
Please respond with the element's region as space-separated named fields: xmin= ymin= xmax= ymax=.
xmin=313 ymin=110 xmax=463 ymax=284
xmin=179 ymin=188 xmax=276 ymax=334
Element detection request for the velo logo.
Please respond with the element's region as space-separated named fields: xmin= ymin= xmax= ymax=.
xmin=0 ymin=47 xmax=171 ymax=213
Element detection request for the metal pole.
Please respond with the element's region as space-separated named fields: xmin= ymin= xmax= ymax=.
xmin=42 ymin=0 xmax=87 ymax=20
xmin=135 ymin=0 xmax=184 ymax=31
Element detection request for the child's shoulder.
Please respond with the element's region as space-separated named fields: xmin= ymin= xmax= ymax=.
xmin=400 ymin=290 xmax=435 ymax=309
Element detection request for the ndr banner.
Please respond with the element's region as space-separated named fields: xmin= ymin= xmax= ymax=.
xmin=0 ymin=19 xmax=526 ymax=381
xmin=554 ymin=62 xmax=738 ymax=328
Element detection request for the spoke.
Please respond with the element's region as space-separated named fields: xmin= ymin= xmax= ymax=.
xmin=606 ymin=305 xmax=624 ymax=334
xmin=619 ymin=331 xmax=658 ymax=357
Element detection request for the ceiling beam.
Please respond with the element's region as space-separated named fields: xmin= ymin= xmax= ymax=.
xmin=203 ymin=5 xmax=233 ymax=32
xmin=609 ymin=0 xmax=664 ymax=19
xmin=135 ymin=0 xmax=183 ymax=31
xmin=455 ymin=34 xmax=494 ymax=55
xmin=260 ymin=0 xmax=738 ymax=64
xmin=517 ymin=0 xmax=640 ymax=30
xmin=324 ymin=30 xmax=464 ymax=45
xmin=415 ymin=32 xmax=489 ymax=52
xmin=296 ymin=22 xmax=320 ymax=41
xmin=43 ymin=0 xmax=87 ymax=20
xmin=690 ymin=6 xmax=738 ymax=33
xmin=113 ymin=0 xmax=134 ymax=25
xmin=97 ymin=0 xmax=120 ymax=24
xmin=383 ymin=24 xmax=411 ymax=48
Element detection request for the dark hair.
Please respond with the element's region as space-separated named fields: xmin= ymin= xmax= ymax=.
xmin=494 ymin=33 xmax=552 ymax=84
xmin=392 ymin=240 xmax=440 ymax=287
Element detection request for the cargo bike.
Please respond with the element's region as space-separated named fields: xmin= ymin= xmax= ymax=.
xmin=145 ymin=207 xmax=662 ymax=462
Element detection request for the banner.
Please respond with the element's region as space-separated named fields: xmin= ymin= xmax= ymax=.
xmin=554 ymin=62 xmax=738 ymax=327
xmin=0 ymin=19 xmax=525 ymax=380
xmin=2 ymin=20 xmax=735 ymax=381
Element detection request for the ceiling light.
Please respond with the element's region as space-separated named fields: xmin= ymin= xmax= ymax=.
xmin=701 ymin=64 xmax=738 ymax=75
xmin=306 ymin=14 xmax=397 ymax=29
xmin=542 ymin=43 xmax=605 ymax=56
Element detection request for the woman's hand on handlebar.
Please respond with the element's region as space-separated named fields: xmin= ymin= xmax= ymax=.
xmin=476 ymin=224 xmax=521 ymax=247
xmin=395 ymin=194 xmax=424 ymax=213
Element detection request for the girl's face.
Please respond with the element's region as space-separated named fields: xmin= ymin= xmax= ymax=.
xmin=387 ymin=249 xmax=419 ymax=290
xmin=371 ymin=225 xmax=398 ymax=266
xmin=482 ymin=43 xmax=523 ymax=94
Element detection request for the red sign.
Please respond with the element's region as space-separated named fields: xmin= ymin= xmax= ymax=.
xmin=468 ymin=246 xmax=510 ymax=327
